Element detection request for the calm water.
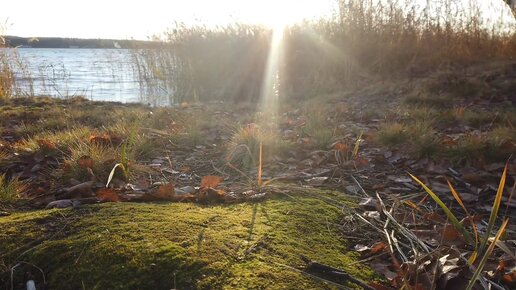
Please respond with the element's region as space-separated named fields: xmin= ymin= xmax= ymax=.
xmin=12 ymin=48 xmax=142 ymax=103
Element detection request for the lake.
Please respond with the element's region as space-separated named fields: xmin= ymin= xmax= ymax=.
xmin=11 ymin=48 xmax=144 ymax=103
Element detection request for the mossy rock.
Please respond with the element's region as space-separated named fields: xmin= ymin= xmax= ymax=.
xmin=0 ymin=189 xmax=375 ymax=289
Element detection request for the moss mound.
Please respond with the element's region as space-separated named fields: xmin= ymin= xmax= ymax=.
xmin=1 ymin=190 xmax=374 ymax=289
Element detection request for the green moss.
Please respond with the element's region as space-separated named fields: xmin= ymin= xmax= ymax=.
xmin=0 ymin=190 xmax=375 ymax=289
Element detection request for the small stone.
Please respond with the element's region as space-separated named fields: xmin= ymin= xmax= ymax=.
xmin=179 ymin=186 xmax=195 ymax=194
xmin=46 ymin=199 xmax=74 ymax=209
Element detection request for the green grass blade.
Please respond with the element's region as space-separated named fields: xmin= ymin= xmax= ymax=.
xmin=479 ymin=164 xmax=507 ymax=256
xmin=466 ymin=218 xmax=509 ymax=290
xmin=409 ymin=173 xmax=474 ymax=245
xmin=352 ymin=131 xmax=363 ymax=158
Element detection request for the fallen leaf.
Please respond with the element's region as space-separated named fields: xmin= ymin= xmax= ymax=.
xmin=354 ymin=157 xmax=370 ymax=168
xmin=89 ymin=134 xmax=111 ymax=146
xmin=502 ymin=271 xmax=516 ymax=286
xmin=442 ymin=224 xmax=461 ymax=241
xmin=333 ymin=142 xmax=350 ymax=153
xmin=152 ymin=183 xmax=175 ymax=200
xmin=201 ymin=175 xmax=223 ymax=188
xmin=370 ymin=241 xmax=388 ymax=254
xmin=96 ymin=188 xmax=120 ymax=202
xmin=77 ymin=155 xmax=94 ymax=169
xmin=37 ymin=139 xmax=57 ymax=151
xmin=198 ymin=187 xmax=225 ymax=203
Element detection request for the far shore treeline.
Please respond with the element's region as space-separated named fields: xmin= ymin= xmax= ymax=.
xmin=1 ymin=35 xmax=160 ymax=49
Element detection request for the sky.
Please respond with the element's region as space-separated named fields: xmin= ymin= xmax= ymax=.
xmin=0 ymin=0 xmax=337 ymax=40
xmin=1 ymin=0 xmax=514 ymax=40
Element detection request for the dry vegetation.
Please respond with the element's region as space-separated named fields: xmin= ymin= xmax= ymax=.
xmin=132 ymin=0 xmax=516 ymax=103
xmin=1 ymin=1 xmax=516 ymax=289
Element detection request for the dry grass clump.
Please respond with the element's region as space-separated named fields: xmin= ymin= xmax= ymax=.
xmin=226 ymin=123 xmax=290 ymax=171
xmin=0 ymin=174 xmax=28 ymax=201
xmin=132 ymin=0 xmax=516 ymax=104
xmin=377 ymin=123 xmax=408 ymax=146
xmin=301 ymin=103 xmax=337 ymax=149
xmin=0 ymin=31 xmax=33 ymax=100
xmin=0 ymin=35 xmax=16 ymax=101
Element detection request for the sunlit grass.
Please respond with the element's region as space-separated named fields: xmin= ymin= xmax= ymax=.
xmin=226 ymin=123 xmax=290 ymax=171
xmin=0 ymin=174 xmax=28 ymax=201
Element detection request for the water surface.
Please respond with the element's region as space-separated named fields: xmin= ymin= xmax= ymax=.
xmin=13 ymin=48 xmax=141 ymax=102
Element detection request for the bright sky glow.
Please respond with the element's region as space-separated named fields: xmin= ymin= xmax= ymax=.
xmin=0 ymin=0 xmax=337 ymax=40
xmin=1 ymin=0 xmax=514 ymax=40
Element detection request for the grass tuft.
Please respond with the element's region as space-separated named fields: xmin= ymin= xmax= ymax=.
xmin=0 ymin=174 xmax=28 ymax=201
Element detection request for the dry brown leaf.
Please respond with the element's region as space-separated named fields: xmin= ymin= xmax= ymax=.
xmin=442 ymin=224 xmax=461 ymax=241
xmin=370 ymin=241 xmax=388 ymax=254
xmin=37 ymin=139 xmax=57 ymax=151
xmin=441 ymin=136 xmax=458 ymax=147
xmin=77 ymin=155 xmax=94 ymax=169
xmin=96 ymin=188 xmax=120 ymax=202
xmin=354 ymin=157 xmax=370 ymax=167
xmin=333 ymin=142 xmax=350 ymax=153
xmin=89 ymin=134 xmax=111 ymax=146
xmin=153 ymin=183 xmax=175 ymax=200
xmin=198 ymin=188 xmax=225 ymax=203
xmin=502 ymin=271 xmax=516 ymax=286
xmin=201 ymin=175 xmax=223 ymax=188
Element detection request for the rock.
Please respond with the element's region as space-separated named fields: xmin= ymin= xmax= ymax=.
xmin=63 ymin=181 xmax=94 ymax=198
xmin=46 ymin=199 xmax=75 ymax=209
xmin=179 ymin=186 xmax=195 ymax=194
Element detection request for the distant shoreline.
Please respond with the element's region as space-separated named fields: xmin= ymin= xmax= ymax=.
xmin=1 ymin=35 xmax=162 ymax=49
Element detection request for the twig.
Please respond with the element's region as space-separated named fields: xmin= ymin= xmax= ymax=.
xmin=376 ymin=192 xmax=431 ymax=253
xmin=381 ymin=199 xmax=402 ymax=267
xmin=355 ymin=213 xmax=384 ymax=233
xmin=350 ymin=175 xmax=369 ymax=197
xmin=301 ymin=256 xmax=376 ymax=290
xmin=271 ymin=261 xmax=351 ymax=289
xmin=342 ymin=252 xmax=389 ymax=267
xmin=210 ymin=161 xmax=228 ymax=177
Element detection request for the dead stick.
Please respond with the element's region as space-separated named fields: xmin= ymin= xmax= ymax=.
xmin=350 ymin=175 xmax=369 ymax=197
xmin=301 ymin=256 xmax=375 ymax=290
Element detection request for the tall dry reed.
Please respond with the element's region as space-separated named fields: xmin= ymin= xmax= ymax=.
xmin=130 ymin=1 xmax=516 ymax=103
